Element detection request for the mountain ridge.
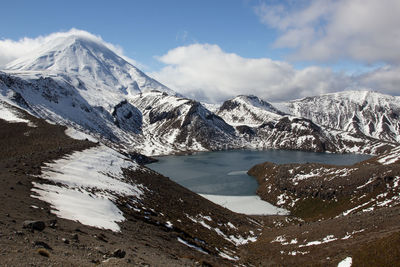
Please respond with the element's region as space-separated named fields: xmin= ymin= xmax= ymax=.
xmin=283 ymin=90 xmax=400 ymax=143
xmin=0 ymin=35 xmax=398 ymax=156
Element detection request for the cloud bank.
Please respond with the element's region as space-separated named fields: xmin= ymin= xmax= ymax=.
xmin=151 ymin=1 xmax=400 ymax=103
xmin=151 ymin=44 xmax=352 ymax=102
xmin=151 ymin=44 xmax=400 ymax=103
xmin=255 ymin=0 xmax=400 ymax=64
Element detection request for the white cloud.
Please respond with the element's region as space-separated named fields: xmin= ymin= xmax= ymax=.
xmin=151 ymin=43 xmax=400 ymax=102
xmin=0 ymin=28 xmax=139 ymax=68
xmin=151 ymin=43 xmax=352 ymax=102
xmin=357 ymin=66 xmax=400 ymax=95
xmin=255 ymin=0 xmax=400 ymax=64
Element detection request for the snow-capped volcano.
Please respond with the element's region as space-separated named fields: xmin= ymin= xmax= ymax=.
xmin=5 ymin=34 xmax=174 ymax=108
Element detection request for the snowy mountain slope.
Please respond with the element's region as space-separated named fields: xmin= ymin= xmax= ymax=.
xmin=250 ymin=115 xmax=390 ymax=154
xmin=201 ymin=102 xmax=220 ymax=114
xmin=127 ymin=92 xmax=393 ymax=155
xmin=0 ymin=34 xmax=174 ymax=152
xmin=129 ymin=91 xmax=237 ymax=155
xmin=0 ymin=70 xmax=237 ymax=155
xmin=282 ymin=91 xmax=400 ymax=143
xmin=217 ymin=95 xmax=284 ymax=127
xmin=0 ymin=71 xmax=146 ymax=149
xmin=112 ymin=99 xmax=142 ymax=134
xmin=5 ymin=34 xmax=174 ymax=109
xmin=1 ymin=69 xmax=394 ymax=156
xmin=0 ymin=34 xmax=395 ymax=156
xmin=215 ymin=95 xmax=392 ymax=154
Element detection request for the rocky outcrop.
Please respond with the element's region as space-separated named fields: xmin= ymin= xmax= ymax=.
xmin=248 ymin=146 xmax=400 ymax=220
xmin=112 ymin=100 xmax=142 ymax=134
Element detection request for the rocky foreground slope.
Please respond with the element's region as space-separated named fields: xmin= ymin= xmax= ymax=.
xmin=246 ymin=145 xmax=400 ymax=266
xmin=2 ymin=101 xmax=400 ymax=266
xmin=0 ymin=102 xmax=262 ymax=266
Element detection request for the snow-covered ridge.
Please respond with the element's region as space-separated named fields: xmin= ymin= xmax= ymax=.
xmin=218 ymin=95 xmax=283 ymax=127
xmin=284 ymin=90 xmax=400 ymax=143
xmin=129 ymin=91 xmax=236 ymax=155
xmin=31 ymin=145 xmax=147 ymax=232
xmin=1 ymin=33 xmax=396 ymax=156
xmin=1 ymin=70 xmax=394 ymax=156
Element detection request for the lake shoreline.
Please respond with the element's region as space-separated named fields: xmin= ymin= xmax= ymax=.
xmin=148 ymin=149 xmax=371 ymax=215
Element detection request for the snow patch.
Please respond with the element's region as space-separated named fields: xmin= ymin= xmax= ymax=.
xmin=377 ymin=147 xmax=400 ymax=165
xmin=0 ymin=101 xmax=34 ymax=125
xmin=201 ymin=194 xmax=288 ymax=215
xmin=65 ymin=127 xmax=97 ymax=142
xmin=177 ymin=237 xmax=208 ymax=254
xmin=218 ymin=250 xmax=239 ymax=261
xmin=227 ymin=222 xmax=237 ymax=229
xmin=299 ymin=235 xmax=337 ymax=247
xmin=337 ymin=257 xmax=352 ymax=267
xmin=165 ymin=221 xmax=173 ymax=229
xmin=32 ymin=183 xmax=125 ymax=232
xmin=31 ymin=145 xmax=146 ymax=232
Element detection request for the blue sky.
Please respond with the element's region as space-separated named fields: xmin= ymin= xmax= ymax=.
xmin=1 ymin=0 xmax=399 ymax=102
xmin=1 ymin=0 xmax=300 ymax=70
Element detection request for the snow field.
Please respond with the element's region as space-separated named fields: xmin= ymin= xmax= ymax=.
xmin=0 ymin=101 xmax=32 ymax=125
xmin=200 ymin=194 xmax=288 ymax=215
xmin=31 ymin=145 xmax=146 ymax=232
xmin=64 ymin=127 xmax=97 ymax=142
xmin=337 ymin=257 xmax=352 ymax=267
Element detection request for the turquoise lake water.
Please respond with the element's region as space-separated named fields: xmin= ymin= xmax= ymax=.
xmin=148 ymin=150 xmax=371 ymax=196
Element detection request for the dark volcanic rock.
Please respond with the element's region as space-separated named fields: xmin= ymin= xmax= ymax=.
xmin=236 ymin=125 xmax=256 ymax=136
xmin=149 ymin=108 xmax=181 ymax=124
xmin=126 ymin=152 xmax=157 ymax=164
xmin=176 ymin=101 xmax=236 ymax=149
xmin=219 ymin=99 xmax=240 ymax=112
xmin=34 ymin=241 xmax=53 ymax=250
xmin=112 ymin=249 xmax=126 ymax=258
xmin=23 ymin=220 xmax=45 ymax=231
xmin=112 ymin=100 xmax=143 ymax=134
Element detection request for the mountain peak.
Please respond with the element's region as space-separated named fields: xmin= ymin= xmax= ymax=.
xmin=232 ymin=94 xmax=283 ymax=114
xmin=5 ymin=33 xmax=127 ymax=74
xmin=4 ymin=31 xmax=174 ymax=104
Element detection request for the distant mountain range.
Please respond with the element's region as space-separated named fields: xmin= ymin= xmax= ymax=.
xmin=281 ymin=91 xmax=400 ymax=143
xmin=0 ymin=34 xmax=398 ymax=156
